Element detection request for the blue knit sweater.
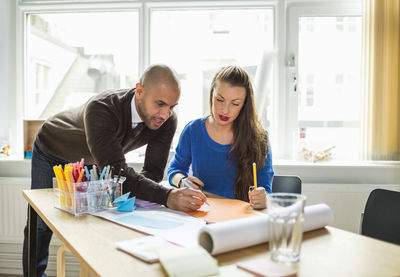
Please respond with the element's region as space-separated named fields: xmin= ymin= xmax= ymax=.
xmin=167 ymin=117 xmax=274 ymax=199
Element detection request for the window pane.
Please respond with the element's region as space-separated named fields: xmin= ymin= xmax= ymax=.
xmin=297 ymin=16 xmax=362 ymax=160
xmin=150 ymin=9 xmax=274 ymax=147
xmin=25 ymin=12 xmax=139 ymax=119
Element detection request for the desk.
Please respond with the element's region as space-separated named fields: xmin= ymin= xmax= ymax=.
xmin=23 ymin=189 xmax=400 ymax=277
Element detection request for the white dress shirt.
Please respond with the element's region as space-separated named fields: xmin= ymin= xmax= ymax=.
xmin=131 ymin=94 xmax=143 ymax=129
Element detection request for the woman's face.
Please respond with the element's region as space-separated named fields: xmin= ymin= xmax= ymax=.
xmin=212 ymin=81 xmax=246 ymax=127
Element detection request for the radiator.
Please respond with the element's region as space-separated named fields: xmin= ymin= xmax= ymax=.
xmin=0 ymin=177 xmax=30 ymax=242
xmin=0 ymin=177 xmax=80 ymax=276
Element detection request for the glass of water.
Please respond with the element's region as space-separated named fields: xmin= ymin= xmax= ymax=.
xmin=267 ymin=193 xmax=306 ymax=263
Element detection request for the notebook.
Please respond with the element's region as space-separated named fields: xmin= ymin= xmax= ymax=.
xmin=158 ymin=247 xmax=219 ymax=277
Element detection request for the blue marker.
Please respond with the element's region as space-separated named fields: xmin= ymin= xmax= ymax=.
xmin=99 ymin=166 xmax=107 ymax=181
xmin=84 ymin=166 xmax=90 ymax=181
xmin=182 ymin=179 xmax=210 ymax=206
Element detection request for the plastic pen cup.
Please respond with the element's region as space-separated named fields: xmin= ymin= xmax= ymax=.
xmin=267 ymin=193 xmax=306 ymax=263
xmin=53 ymin=178 xmax=124 ymax=215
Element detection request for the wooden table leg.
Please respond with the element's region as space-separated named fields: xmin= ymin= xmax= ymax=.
xmin=80 ymin=263 xmax=90 ymax=277
xmin=57 ymin=244 xmax=66 ymax=277
xmin=28 ymin=204 xmax=37 ymax=277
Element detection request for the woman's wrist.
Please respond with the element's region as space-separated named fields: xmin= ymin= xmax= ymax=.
xmin=178 ymin=176 xmax=187 ymax=188
xmin=172 ymin=173 xmax=186 ymax=188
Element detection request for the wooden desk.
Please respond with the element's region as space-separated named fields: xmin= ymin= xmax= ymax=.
xmin=23 ymin=189 xmax=400 ymax=277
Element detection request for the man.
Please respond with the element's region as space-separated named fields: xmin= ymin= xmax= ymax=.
xmin=22 ymin=64 xmax=207 ymax=277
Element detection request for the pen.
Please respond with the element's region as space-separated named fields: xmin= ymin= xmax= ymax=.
xmin=252 ymin=162 xmax=258 ymax=188
xmin=181 ymin=178 xmax=210 ymax=206
xmin=92 ymin=165 xmax=98 ymax=180
xmin=84 ymin=166 xmax=90 ymax=181
xmin=105 ymin=165 xmax=110 ymax=179
xmin=99 ymin=166 xmax=107 ymax=181
xmin=116 ymin=168 xmax=124 ymax=183
xmin=76 ymin=169 xmax=85 ymax=183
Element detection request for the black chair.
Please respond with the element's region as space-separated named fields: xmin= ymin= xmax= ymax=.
xmin=271 ymin=175 xmax=302 ymax=194
xmin=361 ymin=188 xmax=400 ymax=245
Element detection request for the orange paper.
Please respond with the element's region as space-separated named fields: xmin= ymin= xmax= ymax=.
xmin=185 ymin=198 xmax=257 ymax=223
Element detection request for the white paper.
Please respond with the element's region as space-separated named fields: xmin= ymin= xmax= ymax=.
xmin=93 ymin=207 xmax=206 ymax=247
xmin=198 ymin=204 xmax=333 ymax=255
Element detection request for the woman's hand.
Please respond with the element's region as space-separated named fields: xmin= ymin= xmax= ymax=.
xmin=181 ymin=176 xmax=204 ymax=190
xmin=248 ymin=187 xmax=267 ymax=209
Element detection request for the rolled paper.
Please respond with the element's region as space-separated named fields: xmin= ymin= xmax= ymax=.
xmin=198 ymin=204 xmax=333 ymax=255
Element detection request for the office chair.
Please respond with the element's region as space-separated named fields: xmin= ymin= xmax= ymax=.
xmin=361 ymin=188 xmax=400 ymax=245
xmin=271 ymin=175 xmax=302 ymax=194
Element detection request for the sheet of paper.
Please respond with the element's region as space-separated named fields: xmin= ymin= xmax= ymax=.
xmin=116 ymin=214 xmax=183 ymax=229
xmin=116 ymin=236 xmax=179 ymax=263
xmin=92 ymin=207 xmax=206 ymax=247
xmin=186 ymin=198 xmax=257 ymax=223
xmin=158 ymin=247 xmax=219 ymax=277
xmin=135 ymin=198 xmax=163 ymax=209
xmin=198 ymin=204 xmax=334 ymax=255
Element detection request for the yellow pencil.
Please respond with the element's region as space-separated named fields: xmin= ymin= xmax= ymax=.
xmin=53 ymin=166 xmax=66 ymax=207
xmin=252 ymin=162 xmax=257 ymax=188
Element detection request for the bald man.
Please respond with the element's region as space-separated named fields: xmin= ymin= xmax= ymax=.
xmin=22 ymin=64 xmax=206 ymax=277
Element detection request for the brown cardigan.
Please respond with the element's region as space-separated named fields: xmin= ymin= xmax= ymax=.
xmin=37 ymin=88 xmax=176 ymax=205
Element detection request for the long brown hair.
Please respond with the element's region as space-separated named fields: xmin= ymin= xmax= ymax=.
xmin=209 ymin=66 xmax=268 ymax=201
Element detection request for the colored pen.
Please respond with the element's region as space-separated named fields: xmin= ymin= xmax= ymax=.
xmin=99 ymin=166 xmax=107 ymax=180
xmin=84 ymin=166 xmax=90 ymax=181
xmin=76 ymin=168 xmax=85 ymax=183
xmin=252 ymin=162 xmax=258 ymax=188
xmin=105 ymin=165 xmax=110 ymax=179
xmin=182 ymin=178 xmax=210 ymax=206
xmin=92 ymin=165 xmax=98 ymax=180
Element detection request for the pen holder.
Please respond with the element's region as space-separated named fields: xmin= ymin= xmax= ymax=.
xmin=53 ymin=178 xmax=124 ymax=216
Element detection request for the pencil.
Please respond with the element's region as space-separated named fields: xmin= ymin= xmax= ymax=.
xmin=252 ymin=162 xmax=257 ymax=188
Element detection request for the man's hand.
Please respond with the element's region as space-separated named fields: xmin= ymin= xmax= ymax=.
xmin=248 ymin=187 xmax=267 ymax=210
xmin=166 ymin=187 xmax=207 ymax=212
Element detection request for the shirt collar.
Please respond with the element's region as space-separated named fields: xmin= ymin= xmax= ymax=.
xmin=131 ymin=94 xmax=143 ymax=129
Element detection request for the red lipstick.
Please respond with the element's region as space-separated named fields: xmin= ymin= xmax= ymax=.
xmin=219 ymin=115 xmax=229 ymax=121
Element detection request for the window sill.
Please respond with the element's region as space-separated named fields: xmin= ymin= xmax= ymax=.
xmin=274 ymin=159 xmax=400 ymax=167
xmin=1 ymin=156 xmax=399 ymax=185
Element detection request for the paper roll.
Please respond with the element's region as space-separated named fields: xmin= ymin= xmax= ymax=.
xmin=198 ymin=204 xmax=333 ymax=255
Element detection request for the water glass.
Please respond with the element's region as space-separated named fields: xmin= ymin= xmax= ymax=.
xmin=267 ymin=193 xmax=306 ymax=263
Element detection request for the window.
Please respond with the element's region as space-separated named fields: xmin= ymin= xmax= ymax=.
xmin=25 ymin=11 xmax=139 ymax=119
xmin=150 ymin=8 xmax=274 ymax=146
xmin=287 ymin=3 xmax=362 ymax=161
xmin=17 ymin=1 xmax=365 ymax=162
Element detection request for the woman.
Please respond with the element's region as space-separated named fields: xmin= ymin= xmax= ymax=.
xmin=168 ymin=66 xmax=273 ymax=209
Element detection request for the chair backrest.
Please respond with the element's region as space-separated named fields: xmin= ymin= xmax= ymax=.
xmin=361 ymin=188 xmax=400 ymax=245
xmin=271 ymin=175 xmax=302 ymax=194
